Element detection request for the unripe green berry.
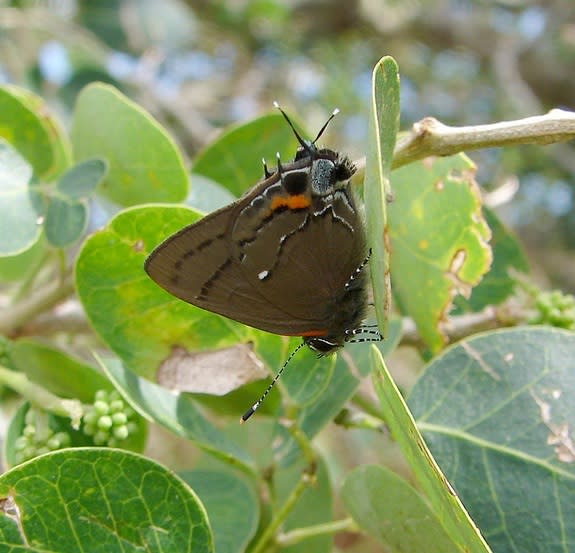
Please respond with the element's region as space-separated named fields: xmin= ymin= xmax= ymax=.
xmin=23 ymin=425 xmax=36 ymax=438
xmin=110 ymin=400 xmax=124 ymax=413
xmin=54 ymin=432 xmax=70 ymax=447
xmin=95 ymin=390 xmax=108 ymax=402
xmin=113 ymin=425 xmax=129 ymax=440
xmin=112 ymin=412 xmax=127 ymax=425
xmin=47 ymin=437 xmax=60 ymax=450
xmin=14 ymin=436 xmax=28 ymax=450
xmin=94 ymin=401 xmax=109 ymax=416
xmin=83 ymin=411 xmax=97 ymax=425
xmin=97 ymin=416 xmax=113 ymax=430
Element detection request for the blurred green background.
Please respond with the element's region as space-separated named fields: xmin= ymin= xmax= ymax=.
xmin=1 ymin=0 xmax=574 ymax=290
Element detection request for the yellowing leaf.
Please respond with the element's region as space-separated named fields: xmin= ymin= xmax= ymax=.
xmin=388 ymin=155 xmax=492 ymax=351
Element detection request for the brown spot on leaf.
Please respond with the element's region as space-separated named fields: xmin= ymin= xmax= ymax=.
xmin=133 ymin=239 xmax=144 ymax=253
xmin=1 ymin=495 xmax=24 ymax=540
xmin=531 ymin=390 xmax=575 ymax=463
xmin=157 ymin=343 xmax=267 ymax=395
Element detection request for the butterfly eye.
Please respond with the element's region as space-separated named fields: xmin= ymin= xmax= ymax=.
xmin=282 ymin=170 xmax=308 ymax=195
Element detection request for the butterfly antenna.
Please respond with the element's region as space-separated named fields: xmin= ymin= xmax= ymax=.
xmin=273 ymin=101 xmax=312 ymax=153
xmin=240 ymin=341 xmax=305 ymax=423
xmin=313 ymin=108 xmax=340 ymax=144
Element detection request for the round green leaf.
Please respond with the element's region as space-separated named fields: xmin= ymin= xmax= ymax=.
xmin=409 ymin=327 xmax=575 ymax=553
xmin=192 ymin=111 xmax=308 ymax=197
xmin=180 ymin=469 xmax=259 ymax=553
xmin=342 ymin=465 xmax=457 ymax=552
xmin=70 ymin=83 xmax=187 ymax=206
xmin=0 ymin=140 xmax=41 ymax=255
xmin=0 ymin=85 xmax=71 ymax=180
xmin=388 ymin=154 xmax=492 ymax=352
xmin=75 ymin=205 xmax=250 ymax=377
xmin=44 ymin=195 xmax=88 ymax=248
xmin=188 ymin=173 xmax=237 ymax=212
xmin=57 ymin=157 xmax=108 ymax=200
xmin=0 ymin=448 xmax=213 ymax=552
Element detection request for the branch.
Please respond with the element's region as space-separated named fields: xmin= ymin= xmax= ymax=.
xmin=392 ymin=109 xmax=575 ymax=169
xmin=0 ymin=275 xmax=75 ymax=337
xmin=399 ymin=303 xmax=526 ymax=348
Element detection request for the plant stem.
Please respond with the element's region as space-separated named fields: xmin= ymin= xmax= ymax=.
xmin=251 ymin=476 xmax=310 ymax=553
xmin=277 ymin=517 xmax=359 ymax=546
xmin=250 ymin=422 xmax=317 ymax=553
xmin=0 ymin=365 xmax=83 ymax=425
xmin=0 ymin=274 xmax=75 ymax=336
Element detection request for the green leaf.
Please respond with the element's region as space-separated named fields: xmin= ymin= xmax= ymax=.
xmin=0 ymin=85 xmax=71 ymax=180
xmin=57 ymin=157 xmax=108 ymax=200
xmin=8 ymin=338 xmax=111 ymax=402
xmin=388 ymin=155 xmax=492 ymax=352
xmin=0 ymin=140 xmax=41 ymax=255
xmin=0 ymin=448 xmax=213 ymax=552
xmin=188 ymin=172 xmax=237 ymax=212
xmin=342 ymin=465 xmax=457 ymax=552
xmin=44 ymin=195 xmax=88 ymax=247
xmin=0 ymin=226 xmax=46 ymax=282
xmin=98 ymin=356 xmax=255 ymax=474
xmin=192 ymin=111 xmax=307 ymax=197
xmin=71 ymin=83 xmax=188 ymax=206
xmin=454 ymin=206 xmax=529 ymax=312
xmin=364 ymin=55 xmax=400 ymax=336
xmin=180 ymin=469 xmax=259 ymax=553
xmin=408 ymin=327 xmax=575 ymax=553
xmin=371 ymin=346 xmax=492 ymax=553
xmin=76 ymin=205 xmax=251 ymax=377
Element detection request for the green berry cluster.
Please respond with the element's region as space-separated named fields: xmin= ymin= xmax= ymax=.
xmin=530 ymin=290 xmax=575 ymax=330
xmin=14 ymin=408 xmax=71 ymax=464
xmin=83 ymin=389 xmax=137 ymax=447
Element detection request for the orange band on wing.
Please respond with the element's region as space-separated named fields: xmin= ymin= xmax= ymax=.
xmin=298 ymin=329 xmax=326 ymax=337
xmin=271 ymin=194 xmax=311 ymax=211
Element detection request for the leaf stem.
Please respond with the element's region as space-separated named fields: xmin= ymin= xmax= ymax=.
xmin=277 ymin=517 xmax=359 ymax=546
xmin=250 ymin=422 xmax=317 ymax=553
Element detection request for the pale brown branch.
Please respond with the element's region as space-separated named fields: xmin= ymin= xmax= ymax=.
xmin=392 ymin=109 xmax=575 ymax=169
xmin=400 ymin=303 xmax=526 ymax=348
xmin=0 ymin=275 xmax=75 ymax=336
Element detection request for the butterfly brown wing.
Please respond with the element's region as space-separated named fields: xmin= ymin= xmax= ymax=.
xmin=144 ymin=196 xmax=328 ymax=335
xmin=145 ymin=155 xmax=367 ymax=338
